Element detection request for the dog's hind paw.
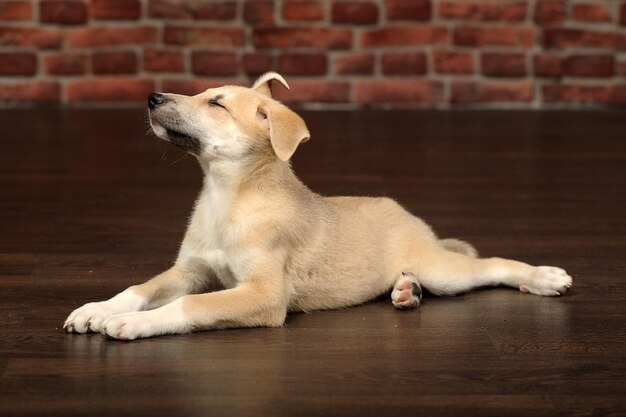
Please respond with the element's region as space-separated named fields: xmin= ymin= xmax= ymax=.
xmin=391 ymin=273 xmax=422 ymax=310
xmin=520 ymin=266 xmax=573 ymax=296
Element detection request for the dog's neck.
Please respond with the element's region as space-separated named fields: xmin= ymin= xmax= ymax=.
xmin=198 ymin=156 xmax=297 ymax=203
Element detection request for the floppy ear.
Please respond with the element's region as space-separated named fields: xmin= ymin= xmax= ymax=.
xmin=252 ymin=72 xmax=290 ymax=98
xmin=258 ymin=102 xmax=310 ymax=162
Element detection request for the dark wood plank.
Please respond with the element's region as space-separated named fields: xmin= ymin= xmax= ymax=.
xmin=0 ymin=109 xmax=625 ymax=417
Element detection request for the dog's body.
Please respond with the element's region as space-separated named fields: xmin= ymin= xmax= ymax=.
xmin=65 ymin=73 xmax=572 ymax=340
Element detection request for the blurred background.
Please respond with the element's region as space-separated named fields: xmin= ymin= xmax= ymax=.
xmin=0 ymin=0 xmax=625 ymax=108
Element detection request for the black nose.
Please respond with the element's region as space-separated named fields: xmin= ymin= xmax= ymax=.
xmin=148 ymin=92 xmax=166 ymax=109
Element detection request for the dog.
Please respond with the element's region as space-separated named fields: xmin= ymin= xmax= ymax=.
xmin=64 ymin=72 xmax=573 ymax=340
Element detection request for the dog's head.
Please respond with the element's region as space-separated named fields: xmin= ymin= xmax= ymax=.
xmin=147 ymin=72 xmax=309 ymax=162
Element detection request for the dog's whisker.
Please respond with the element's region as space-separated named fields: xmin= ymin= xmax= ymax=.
xmin=168 ymin=152 xmax=188 ymax=166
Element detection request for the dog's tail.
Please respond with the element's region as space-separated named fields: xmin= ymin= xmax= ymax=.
xmin=440 ymin=238 xmax=478 ymax=258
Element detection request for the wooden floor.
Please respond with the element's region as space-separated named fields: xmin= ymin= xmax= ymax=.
xmin=0 ymin=109 xmax=625 ymax=417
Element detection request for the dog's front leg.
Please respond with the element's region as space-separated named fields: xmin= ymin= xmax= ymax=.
xmin=64 ymin=265 xmax=210 ymax=334
xmin=100 ymin=272 xmax=288 ymax=341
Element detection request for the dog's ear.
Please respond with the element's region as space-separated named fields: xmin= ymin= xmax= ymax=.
xmin=252 ymin=72 xmax=290 ymax=98
xmin=258 ymin=102 xmax=310 ymax=162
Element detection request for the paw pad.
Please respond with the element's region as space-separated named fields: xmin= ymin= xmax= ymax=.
xmin=392 ymin=274 xmax=422 ymax=310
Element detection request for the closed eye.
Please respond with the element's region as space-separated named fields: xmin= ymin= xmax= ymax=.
xmin=209 ymin=100 xmax=226 ymax=110
xmin=208 ymin=95 xmax=227 ymax=110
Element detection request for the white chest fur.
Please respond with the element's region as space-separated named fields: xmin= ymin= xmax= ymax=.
xmin=176 ymin=173 xmax=239 ymax=289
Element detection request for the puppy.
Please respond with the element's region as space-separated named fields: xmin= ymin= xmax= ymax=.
xmin=64 ymin=73 xmax=573 ymax=340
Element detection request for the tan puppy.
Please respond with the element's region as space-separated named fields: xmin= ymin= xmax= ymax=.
xmin=64 ymin=73 xmax=573 ymax=340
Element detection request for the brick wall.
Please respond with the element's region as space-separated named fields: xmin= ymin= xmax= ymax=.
xmin=1 ymin=0 xmax=626 ymax=108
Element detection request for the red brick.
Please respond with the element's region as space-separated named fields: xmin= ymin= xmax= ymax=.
xmin=67 ymin=78 xmax=155 ymax=103
xmin=385 ymin=0 xmax=431 ymax=21
xmin=0 ymin=52 xmax=36 ymax=76
xmin=332 ymin=1 xmax=378 ymax=24
xmin=192 ymin=52 xmax=238 ymax=76
xmin=542 ymin=84 xmax=626 ymax=104
xmin=254 ymin=28 xmax=352 ymax=49
xmin=162 ymin=78 xmax=246 ymax=95
xmin=542 ymin=28 xmax=626 ymax=50
xmin=533 ymin=54 xmax=562 ymax=77
xmin=91 ymin=0 xmax=141 ymax=20
xmin=273 ymin=81 xmax=350 ymax=103
xmin=481 ymin=52 xmax=527 ymax=77
xmin=362 ymin=26 xmax=448 ymax=47
xmin=163 ymin=79 xmax=214 ymax=95
xmin=571 ymin=3 xmax=610 ymax=22
xmin=618 ymin=60 xmax=626 ymax=76
xmin=563 ymin=55 xmax=614 ymax=77
xmin=354 ymin=80 xmax=443 ymax=104
xmin=541 ymin=28 xmax=585 ymax=48
xmin=44 ymin=53 xmax=86 ymax=75
xmin=243 ymin=53 xmax=273 ymax=75
xmin=244 ymin=0 xmax=273 ymax=24
xmin=621 ymin=3 xmax=626 ymax=25
xmin=334 ymin=53 xmax=375 ymax=75
xmin=534 ymin=0 xmax=565 ymax=24
xmin=454 ymin=26 xmax=534 ymax=47
xmin=92 ymin=51 xmax=137 ymax=74
xmin=433 ymin=51 xmax=474 ymax=74
xmin=283 ymin=1 xmax=324 ymax=21
xmin=382 ymin=52 xmax=427 ymax=75
xmin=144 ymin=49 xmax=185 ymax=73
xmin=0 ymin=1 xmax=32 ymax=20
xmin=68 ymin=27 xmax=158 ymax=48
xmin=40 ymin=0 xmax=87 ymax=25
xmin=279 ymin=53 xmax=327 ymax=75
xmin=597 ymin=85 xmax=626 ymax=103
xmin=0 ymin=27 xmax=63 ymax=49
xmin=149 ymin=0 xmax=237 ymax=20
xmin=451 ymin=81 xmax=533 ymax=103
xmin=0 ymin=81 xmax=60 ymax=103
xmin=439 ymin=1 xmax=527 ymax=21
xmin=164 ymin=26 xmax=244 ymax=47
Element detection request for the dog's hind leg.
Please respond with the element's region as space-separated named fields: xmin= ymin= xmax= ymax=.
xmin=408 ymin=249 xmax=572 ymax=297
xmin=440 ymin=238 xmax=478 ymax=258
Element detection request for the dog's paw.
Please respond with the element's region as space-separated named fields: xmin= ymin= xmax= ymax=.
xmin=100 ymin=301 xmax=189 ymax=341
xmin=100 ymin=312 xmax=152 ymax=341
xmin=64 ymin=302 xmax=117 ymax=334
xmin=391 ymin=273 xmax=422 ymax=310
xmin=520 ymin=266 xmax=573 ymax=296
